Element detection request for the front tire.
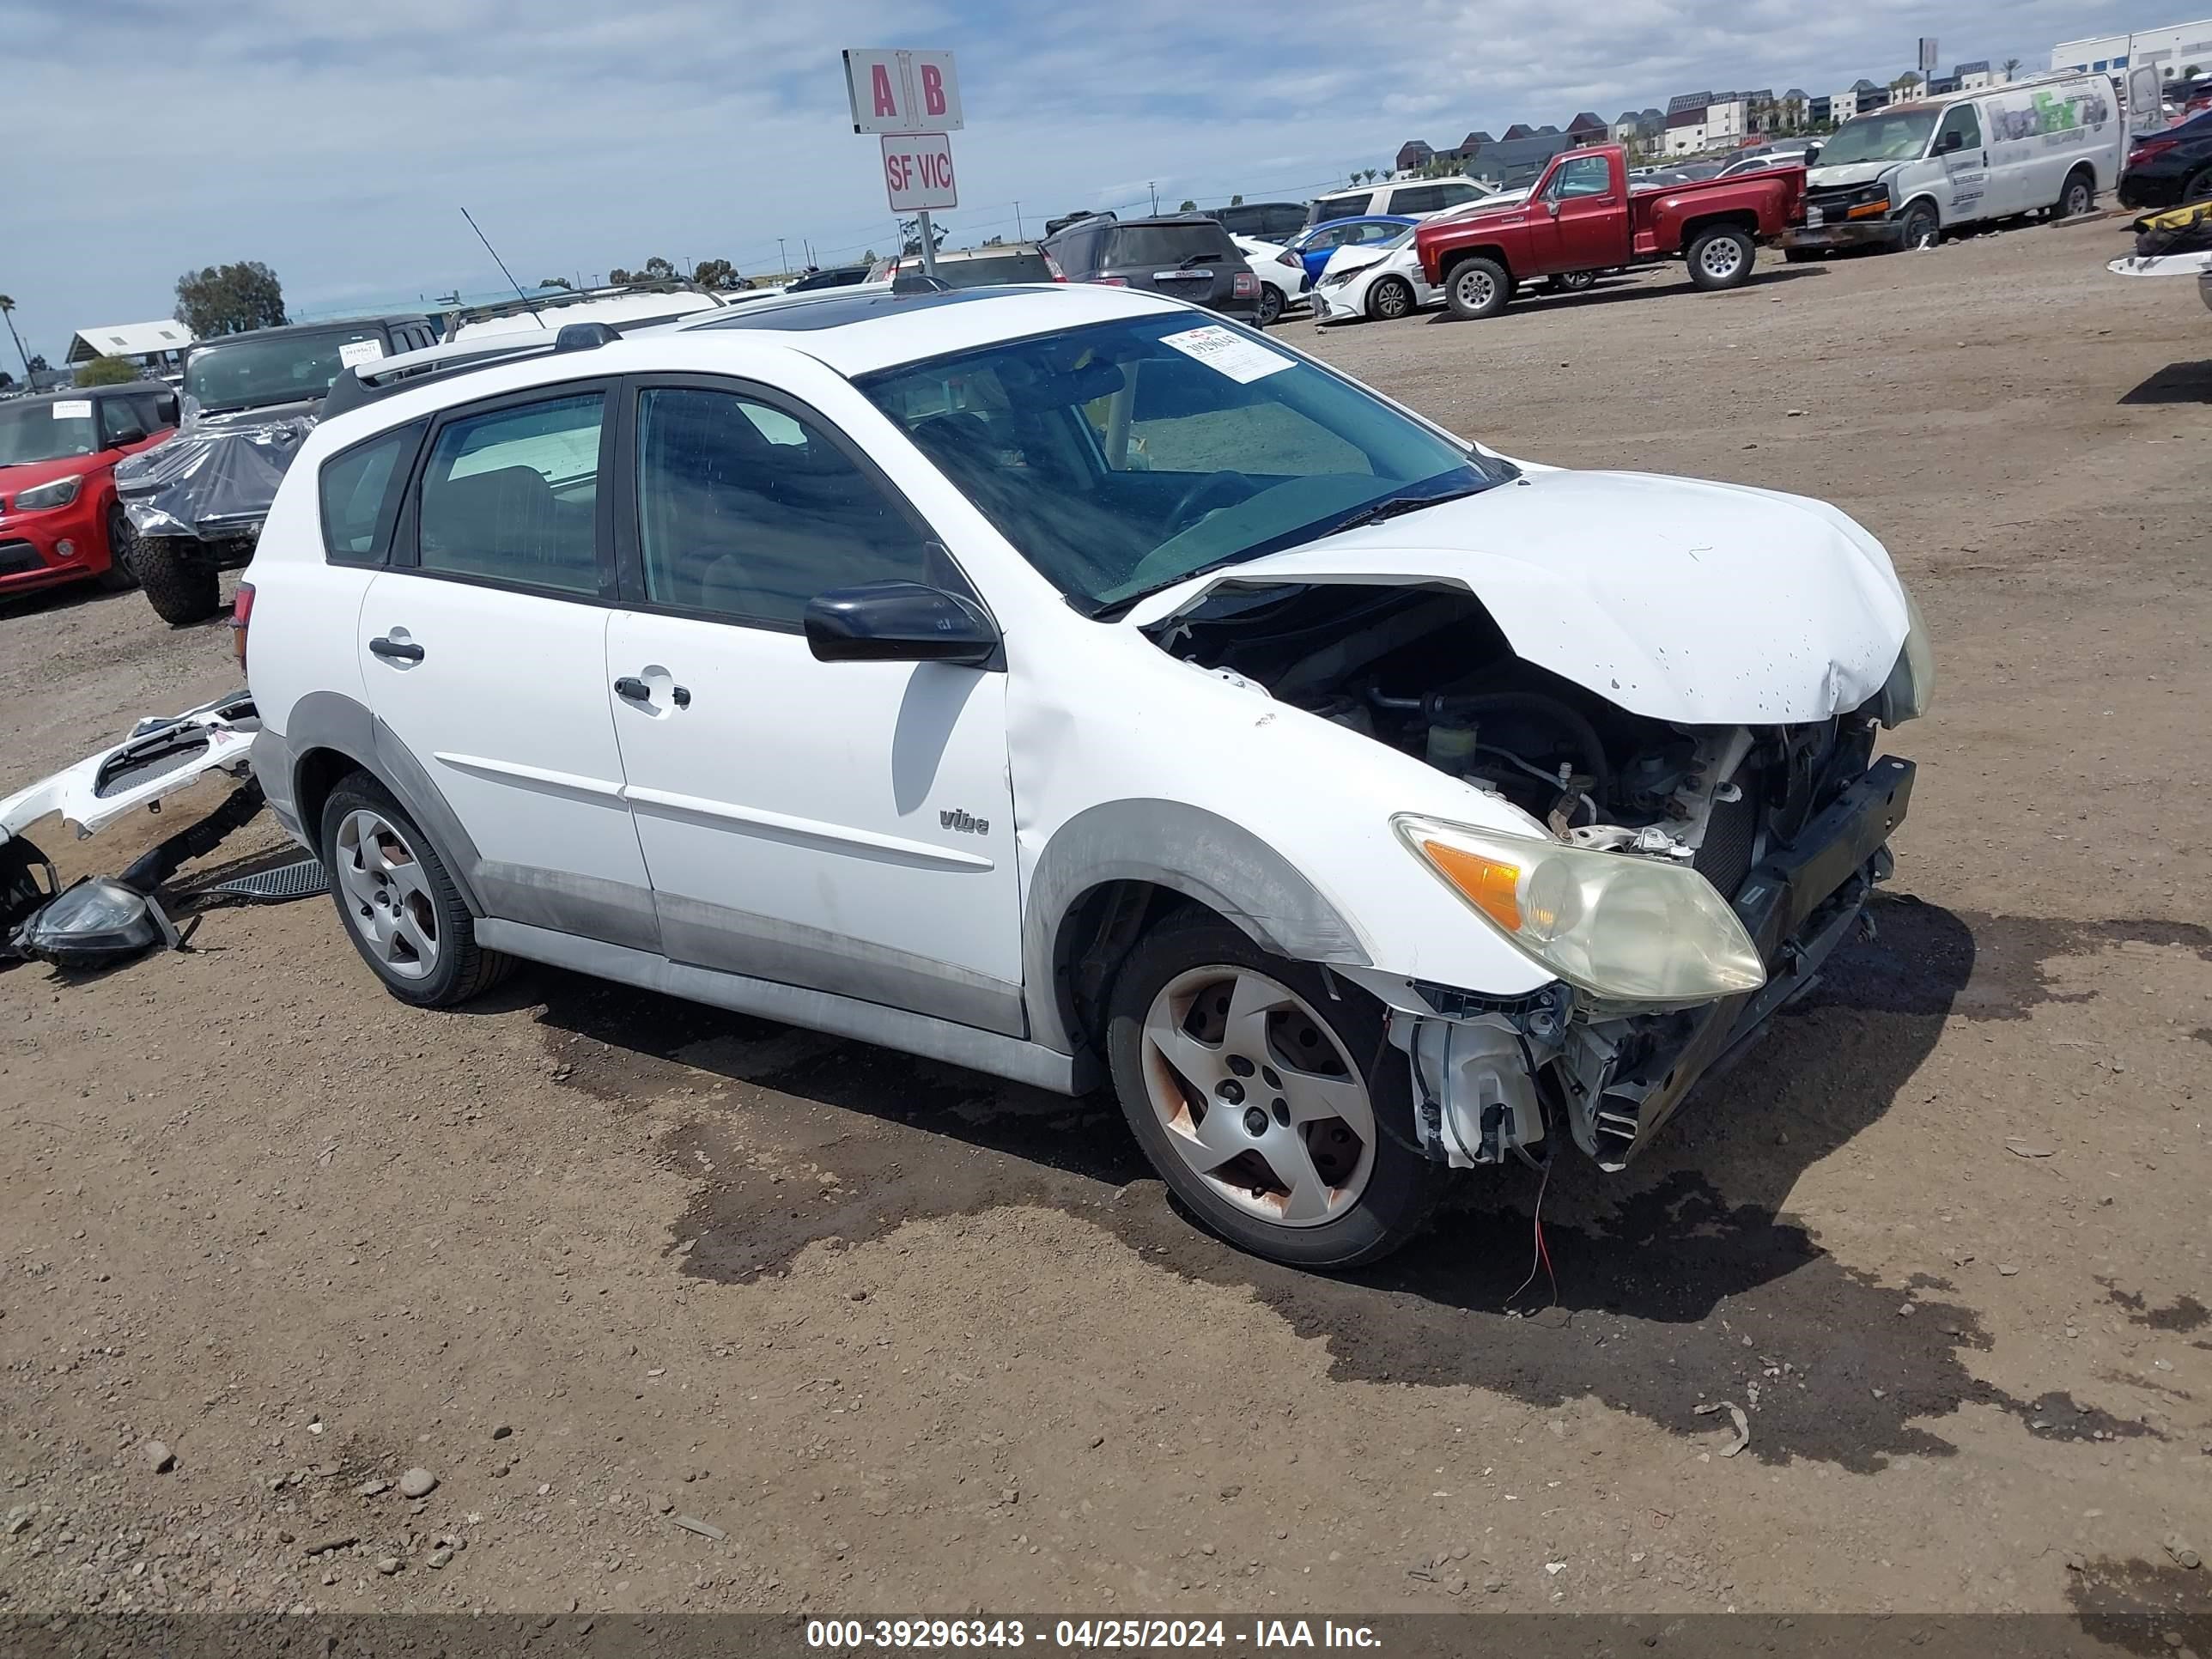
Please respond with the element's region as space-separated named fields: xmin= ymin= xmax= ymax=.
xmin=135 ymin=536 xmax=220 ymax=624
xmin=319 ymin=773 xmax=512 ymax=1008
xmin=1686 ymin=225 xmax=1756 ymax=288
xmin=96 ymin=506 xmax=139 ymax=592
xmin=1443 ymin=256 xmax=1512 ymax=320
xmin=1898 ymin=201 xmax=1940 ymax=251
xmin=1105 ymin=912 xmax=1444 ymax=1268
xmin=1365 ymin=275 xmax=1414 ymax=319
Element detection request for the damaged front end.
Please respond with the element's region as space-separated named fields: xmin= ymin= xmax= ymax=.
xmin=1146 ymin=574 xmax=1923 ymax=1175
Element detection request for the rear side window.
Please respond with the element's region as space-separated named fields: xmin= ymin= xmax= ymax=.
xmin=1048 ymin=225 xmax=1108 ymax=274
xmin=414 ymin=392 xmax=606 ymax=594
xmin=1107 ymin=224 xmax=1234 ymax=265
xmin=1310 ymin=192 xmax=1370 ymax=223
xmin=1389 ymin=185 xmax=1445 ymax=214
xmin=320 ymin=418 xmax=425 ymax=565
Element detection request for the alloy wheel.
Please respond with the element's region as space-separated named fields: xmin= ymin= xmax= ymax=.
xmin=1138 ymin=965 xmax=1376 ymax=1228
xmin=333 ymin=809 xmax=441 ymax=981
xmin=1453 ymin=267 xmax=1496 ymax=312
xmin=1372 ymin=277 xmax=1411 ymax=319
xmin=1698 ymin=236 xmax=1747 ymax=280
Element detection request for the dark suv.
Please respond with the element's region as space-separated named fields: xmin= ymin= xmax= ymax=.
xmin=1041 ymin=215 xmax=1259 ymax=319
xmin=2122 ymin=109 xmax=2212 ymax=210
xmin=1211 ymin=202 xmax=1310 ymax=240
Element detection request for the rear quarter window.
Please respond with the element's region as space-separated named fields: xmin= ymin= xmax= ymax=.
xmin=319 ymin=418 xmax=426 ymax=565
xmin=1310 ymin=192 xmax=1370 ymax=223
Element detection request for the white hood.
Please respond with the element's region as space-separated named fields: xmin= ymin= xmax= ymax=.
xmin=1320 ymin=245 xmax=1389 ymax=279
xmin=1807 ymin=161 xmax=1893 ymax=190
xmin=1132 ymin=470 xmax=1911 ymax=726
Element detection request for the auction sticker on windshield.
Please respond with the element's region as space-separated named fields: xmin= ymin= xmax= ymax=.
xmin=1160 ymin=325 xmax=1292 ymax=384
xmin=52 ymin=400 xmax=92 ymax=421
xmin=338 ymin=340 xmax=386 ymax=368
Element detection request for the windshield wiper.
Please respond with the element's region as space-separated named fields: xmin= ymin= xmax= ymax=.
xmin=1314 ymin=483 xmax=1488 ymax=540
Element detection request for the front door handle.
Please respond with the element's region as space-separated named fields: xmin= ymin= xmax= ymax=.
xmin=368 ymin=635 xmax=424 ymax=664
xmin=613 ymin=676 xmax=650 ymax=701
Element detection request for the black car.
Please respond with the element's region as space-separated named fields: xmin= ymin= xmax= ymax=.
xmin=1210 ymin=201 xmax=1310 ymax=240
xmin=1040 ymin=214 xmax=1259 ymax=319
xmin=784 ymin=264 xmax=873 ymax=293
xmin=2121 ymin=109 xmax=2212 ymax=210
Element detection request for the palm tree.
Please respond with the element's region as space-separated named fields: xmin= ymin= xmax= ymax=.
xmin=2002 ymin=57 xmax=2021 ymax=82
xmin=0 ymin=295 xmax=28 ymax=381
xmin=1891 ymin=70 xmax=1923 ymax=99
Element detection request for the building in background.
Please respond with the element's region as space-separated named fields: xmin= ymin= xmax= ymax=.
xmin=1663 ymin=90 xmax=1751 ymax=155
xmin=2054 ymin=18 xmax=2212 ymax=77
xmin=63 ymin=320 xmax=193 ymax=380
xmin=1831 ymin=78 xmax=1888 ymax=124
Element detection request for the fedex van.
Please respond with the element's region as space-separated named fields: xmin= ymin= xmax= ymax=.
xmin=1782 ymin=71 xmax=2135 ymax=256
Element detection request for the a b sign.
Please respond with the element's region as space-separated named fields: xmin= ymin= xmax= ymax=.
xmin=844 ymin=48 xmax=963 ymax=133
xmin=881 ymin=132 xmax=957 ymax=211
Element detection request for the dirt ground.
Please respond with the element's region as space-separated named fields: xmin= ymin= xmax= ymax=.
xmin=2 ymin=216 xmax=2209 ymax=1632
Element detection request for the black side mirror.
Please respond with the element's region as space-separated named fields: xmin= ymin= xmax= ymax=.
xmin=1936 ymin=131 xmax=1964 ymax=154
xmin=804 ymin=580 xmax=1000 ymax=667
xmin=109 ymin=423 xmax=147 ymax=447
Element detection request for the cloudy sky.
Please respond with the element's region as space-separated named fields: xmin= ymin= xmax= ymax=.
xmin=0 ymin=0 xmax=2184 ymax=360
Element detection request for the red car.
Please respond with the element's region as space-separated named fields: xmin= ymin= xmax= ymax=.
xmin=1416 ymin=143 xmax=1807 ymax=319
xmin=0 ymin=383 xmax=178 ymax=600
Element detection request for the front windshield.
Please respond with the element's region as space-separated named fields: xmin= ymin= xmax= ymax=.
xmin=1819 ymin=109 xmax=1941 ymax=166
xmin=856 ymin=312 xmax=1513 ymax=614
xmin=0 ymin=400 xmax=97 ymax=467
xmin=184 ymin=326 xmax=385 ymax=412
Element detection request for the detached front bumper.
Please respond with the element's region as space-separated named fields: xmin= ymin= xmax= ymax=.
xmin=1780 ymin=219 xmax=1907 ymax=252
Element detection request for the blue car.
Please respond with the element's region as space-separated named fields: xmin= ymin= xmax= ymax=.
xmin=1285 ymin=216 xmax=1418 ymax=287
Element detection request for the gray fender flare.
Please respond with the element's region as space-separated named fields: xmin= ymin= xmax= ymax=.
xmin=1019 ymin=799 xmax=1371 ymax=1056
xmin=264 ymin=690 xmax=490 ymax=917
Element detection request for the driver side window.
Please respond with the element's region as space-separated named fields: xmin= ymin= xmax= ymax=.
xmin=1935 ymin=106 xmax=1982 ymax=154
xmin=1546 ymin=155 xmax=1613 ymax=200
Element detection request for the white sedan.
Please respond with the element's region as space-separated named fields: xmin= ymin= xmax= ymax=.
xmin=240 ymin=282 xmax=1926 ymax=1269
xmin=1232 ymin=234 xmax=1306 ymax=326
xmin=1308 ymin=226 xmax=1437 ymax=325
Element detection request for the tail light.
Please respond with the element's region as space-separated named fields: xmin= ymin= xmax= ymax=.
xmin=2132 ymin=136 xmax=2179 ymax=161
xmin=1276 ymin=250 xmax=1300 ymax=268
xmin=1044 ymin=252 xmax=1066 ymax=282
xmin=1232 ymin=271 xmax=1259 ymax=299
xmin=1092 ymin=276 xmax=1130 ymax=286
xmin=231 ymin=581 xmax=254 ymax=675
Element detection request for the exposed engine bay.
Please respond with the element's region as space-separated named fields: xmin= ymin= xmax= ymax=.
xmin=1147 ymin=580 xmax=1907 ymax=1173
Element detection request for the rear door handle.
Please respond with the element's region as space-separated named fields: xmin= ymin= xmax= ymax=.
xmin=368 ymin=635 xmax=424 ymax=663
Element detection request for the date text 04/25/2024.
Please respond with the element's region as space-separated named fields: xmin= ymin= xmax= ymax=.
xmin=804 ymin=1619 xmax=1382 ymax=1649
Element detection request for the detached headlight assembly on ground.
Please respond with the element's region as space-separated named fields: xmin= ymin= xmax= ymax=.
xmin=1876 ymin=586 xmax=1936 ymax=726
xmin=14 ymin=474 xmax=83 ymax=511
xmin=1395 ymin=814 xmax=1766 ymax=1004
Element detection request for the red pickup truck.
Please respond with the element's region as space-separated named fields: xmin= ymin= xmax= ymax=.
xmin=1416 ymin=144 xmax=1807 ymax=319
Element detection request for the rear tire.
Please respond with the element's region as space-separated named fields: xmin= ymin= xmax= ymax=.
xmin=1105 ymin=910 xmax=1445 ymax=1269
xmin=1686 ymin=225 xmax=1756 ymax=289
xmin=1444 ymin=256 xmax=1512 ymax=320
xmin=135 ymin=536 xmax=221 ymax=624
xmin=1255 ymin=285 xmax=1284 ymax=326
xmin=1365 ymin=275 xmax=1415 ymax=319
xmin=2056 ymin=167 xmax=2095 ymax=219
xmin=2186 ymin=170 xmax=2212 ymax=204
xmin=319 ymin=773 xmax=512 ymax=1008
xmin=96 ymin=506 xmax=139 ymax=592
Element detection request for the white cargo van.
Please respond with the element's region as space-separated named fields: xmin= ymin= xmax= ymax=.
xmin=1782 ymin=72 xmax=2126 ymax=256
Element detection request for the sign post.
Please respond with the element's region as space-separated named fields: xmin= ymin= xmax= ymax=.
xmin=1918 ymin=36 xmax=1938 ymax=90
xmin=844 ymin=48 xmax=963 ymax=280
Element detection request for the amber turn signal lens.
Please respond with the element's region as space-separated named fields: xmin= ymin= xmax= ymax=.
xmin=1419 ymin=838 xmax=1522 ymax=931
